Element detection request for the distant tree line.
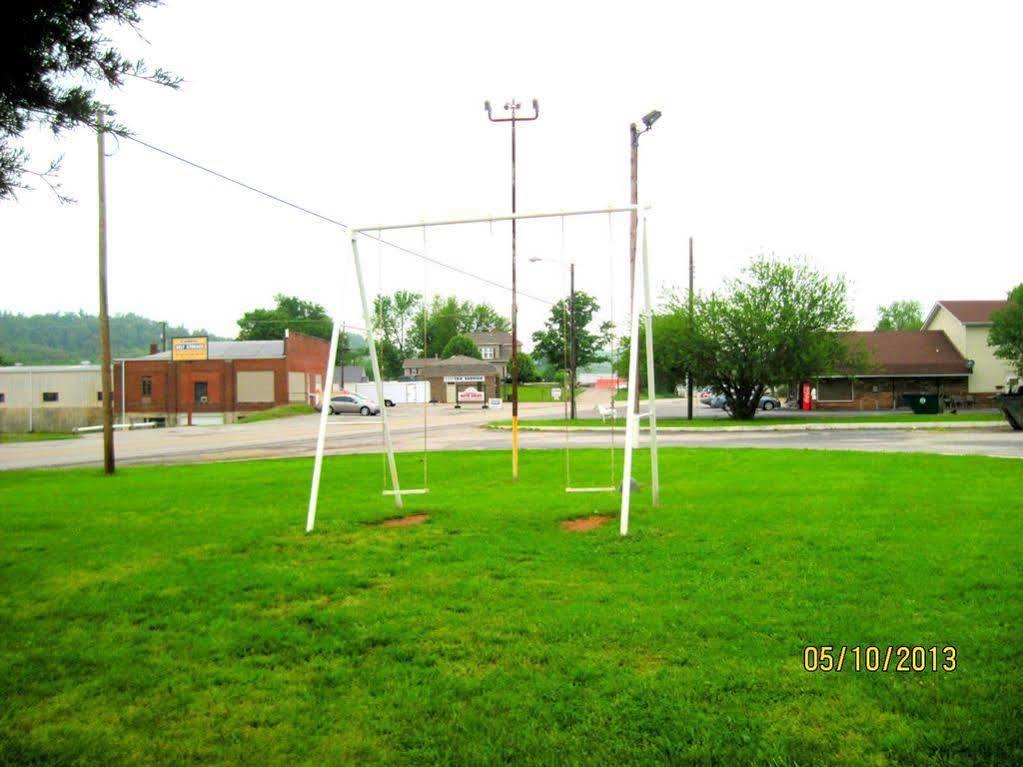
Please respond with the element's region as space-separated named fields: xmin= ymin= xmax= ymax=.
xmin=0 ymin=311 xmax=219 ymax=365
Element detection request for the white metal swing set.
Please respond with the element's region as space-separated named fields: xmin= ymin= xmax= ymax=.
xmin=306 ymin=204 xmax=659 ymax=536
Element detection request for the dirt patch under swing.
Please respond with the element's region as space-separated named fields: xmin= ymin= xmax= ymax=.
xmin=561 ymin=514 xmax=611 ymax=532
xmin=378 ymin=513 xmax=429 ymax=528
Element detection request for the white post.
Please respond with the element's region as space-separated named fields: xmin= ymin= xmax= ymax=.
xmin=306 ymin=311 xmax=343 ymax=532
xmin=351 ymin=234 xmax=404 ymax=508
xmin=641 ymin=216 xmax=659 ymax=507
xmin=620 ymin=215 xmax=646 ymax=536
xmin=28 ymin=369 xmax=33 ymax=432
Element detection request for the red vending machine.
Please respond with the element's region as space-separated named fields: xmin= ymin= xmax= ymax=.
xmin=799 ymin=382 xmax=813 ymax=411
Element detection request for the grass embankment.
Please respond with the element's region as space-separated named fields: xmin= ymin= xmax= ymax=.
xmin=0 ymin=431 xmax=78 ymax=443
xmin=236 ymin=403 xmax=316 ymax=424
xmin=2 ymin=449 xmax=1021 ymax=765
xmin=495 ymin=412 xmax=1007 ymax=429
xmin=501 ymin=383 xmax=583 ymax=402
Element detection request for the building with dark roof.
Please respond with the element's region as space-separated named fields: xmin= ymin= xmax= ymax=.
xmin=922 ymin=300 xmax=1013 ymax=396
xmin=467 ymin=330 xmax=520 ymax=379
xmin=402 ymin=354 xmax=501 ymax=404
xmin=809 ymin=330 xmax=971 ymax=410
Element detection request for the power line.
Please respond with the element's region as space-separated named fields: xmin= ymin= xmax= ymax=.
xmin=121 ymin=134 xmax=554 ymax=306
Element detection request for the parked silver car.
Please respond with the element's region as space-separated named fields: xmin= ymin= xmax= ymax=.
xmin=327 ymin=393 xmax=380 ymax=416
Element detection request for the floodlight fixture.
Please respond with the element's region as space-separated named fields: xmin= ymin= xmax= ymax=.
xmin=642 ymin=110 xmax=662 ymax=129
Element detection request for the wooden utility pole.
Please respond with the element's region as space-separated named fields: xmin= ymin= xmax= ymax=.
xmin=687 ymin=237 xmax=694 ymax=420
xmin=485 ymin=98 xmax=539 ymax=480
xmin=97 ymin=113 xmax=115 ymax=474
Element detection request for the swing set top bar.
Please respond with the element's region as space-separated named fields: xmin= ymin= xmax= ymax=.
xmin=351 ymin=204 xmax=649 ymax=235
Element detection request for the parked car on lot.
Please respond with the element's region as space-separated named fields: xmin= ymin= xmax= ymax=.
xmin=705 ymin=393 xmax=782 ymax=411
xmin=698 ymin=388 xmax=714 ymax=405
xmin=319 ymin=392 xmax=381 ymax=415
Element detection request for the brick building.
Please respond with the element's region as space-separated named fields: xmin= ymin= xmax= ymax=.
xmin=401 ymin=355 xmax=500 ymax=404
xmin=808 ymin=331 xmax=972 ymax=410
xmin=115 ymin=331 xmax=329 ymax=425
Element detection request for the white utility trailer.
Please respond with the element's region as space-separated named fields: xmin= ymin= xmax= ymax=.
xmin=354 ymin=381 xmax=430 ymax=405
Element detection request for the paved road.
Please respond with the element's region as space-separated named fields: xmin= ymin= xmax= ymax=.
xmin=2 ymin=394 xmax=1020 ymax=471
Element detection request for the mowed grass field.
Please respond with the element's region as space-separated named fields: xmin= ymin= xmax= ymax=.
xmin=1 ymin=448 xmax=1021 ymax=766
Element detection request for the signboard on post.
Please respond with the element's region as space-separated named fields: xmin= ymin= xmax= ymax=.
xmin=488 ymin=398 xmax=503 ymax=409
xmin=457 ymin=386 xmax=485 ymax=404
xmin=551 ymin=387 xmax=562 ymax=401
xmin=171 ymin=336 xmax=209 ymax=361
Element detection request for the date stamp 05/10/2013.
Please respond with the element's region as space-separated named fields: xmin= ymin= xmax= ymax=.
xmin=802 ymin=645 xmax=958 ymax=673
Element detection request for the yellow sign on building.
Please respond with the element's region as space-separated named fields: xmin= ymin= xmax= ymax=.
xmin=171 ymin=336 xmax=209 ymax=361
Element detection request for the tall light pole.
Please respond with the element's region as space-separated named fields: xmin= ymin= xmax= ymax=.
xmin=486 ymin=98 xmax=540 ymax=480
xmin=529 ymin=257 xmax=577 ymax=420
xmin=630 ymin=109 xmax=660 ymax=414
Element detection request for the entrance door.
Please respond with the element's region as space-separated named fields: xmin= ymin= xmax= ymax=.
xmin=446 ymin=383 xmax=456 ymax=402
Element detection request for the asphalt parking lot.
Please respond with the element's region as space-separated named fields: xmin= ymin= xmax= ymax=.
xmin=2 ymin=394 xmax=1020 ymax=471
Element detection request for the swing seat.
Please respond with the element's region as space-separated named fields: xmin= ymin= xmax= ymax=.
xmin=382 ymin=488 xmax=430 ymax=496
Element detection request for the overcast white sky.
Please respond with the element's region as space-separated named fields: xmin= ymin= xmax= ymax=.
xmin=2 ymin=0 xmax=1022 ymax=345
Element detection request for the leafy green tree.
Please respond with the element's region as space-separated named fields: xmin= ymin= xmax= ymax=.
xmin=410 ymin=296 xmax=509 ymax=357
xmin=0 ymin=310 xmax=218 ymax=364
xmin=465 ymin=303 xmax=509 ymax=333
xmin=515 ymin=352 xmax=540 ymax=383
xmin=2 ymin=1 xmax=179 ymax=201
xmin=876 ymin=300 xmax=923 ymax=331
xmin=680 ymin=258 xmax=858 ymax=420
xmin=531 ymin=291 xmax=613 ymax=372
xmin=375 ymin=338 xmax=404 ymax=380
xmin=237 ymin=295 xmax=333 ymax=341
xmin=441 ymin=334 xmax=481 ymax=359
xmin=989 ymin=284 xmax=1023 ymax=377
xmin=372 ymin=290 xmax=422 ymax=361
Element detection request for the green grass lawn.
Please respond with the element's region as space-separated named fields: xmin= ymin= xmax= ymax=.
xmin=498 ymin=412 xmax=1007 ymax=429
xmin=501 ymin=384 xmax=583 ymax=402
xmin=613 ymin=389 xmax=679 ymax=401
xmin=0 ymin=431 xmax=78 ymax=443
xmin=235 ymin=403 xmax=316 ymax=424
xmin=2 ymin=448 xmax=1021 ymax=765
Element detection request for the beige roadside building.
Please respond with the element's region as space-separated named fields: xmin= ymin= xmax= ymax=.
xmin=0 ymin=364 xmax=104 ymax=432
xmin=922 ymin=300 xmax=1013 ymax=401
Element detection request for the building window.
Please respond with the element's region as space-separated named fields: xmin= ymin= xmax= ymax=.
xmin=97 ymin=391 xmax=104 ymax=402
xmin=817 ymin=378 xmax=854 ymax=402
xmin=0 ymin=393 xmax=5 ymax=404
xmin=42 ymin=392 xmax=59 ymax=403
xmin=481 ymin=346 xmax=495 ymax=359
xmin=141 ymin=377 xmax=153 ymax=397
xmin=194 ymin=381 xmax=209 ymax=402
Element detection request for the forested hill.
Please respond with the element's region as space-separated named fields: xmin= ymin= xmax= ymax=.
xmin=0 ymin=311 xmax=226 ymax=365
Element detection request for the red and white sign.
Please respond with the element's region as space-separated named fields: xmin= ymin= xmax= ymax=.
xmin=458 ymin=386 xmax=485 ymax=403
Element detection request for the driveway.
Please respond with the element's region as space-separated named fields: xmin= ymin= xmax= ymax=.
xmin=2 ymin=396 xmax=1020 ymax=471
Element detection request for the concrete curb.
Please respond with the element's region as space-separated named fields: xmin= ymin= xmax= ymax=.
xmin=489 ymin=421 xmax=1010 ymax=434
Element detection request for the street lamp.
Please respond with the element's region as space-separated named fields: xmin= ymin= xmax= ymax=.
xmin=528 ymin=256 xmax=577 ymax=419
xmin=485 ymin=97 xmax=540 ymax=481
xmin=629 ymin=108 xmax=660 ymax=416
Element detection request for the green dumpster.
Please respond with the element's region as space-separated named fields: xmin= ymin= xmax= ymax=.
xmin=901 ymin=393 xmax=942 ymax=415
